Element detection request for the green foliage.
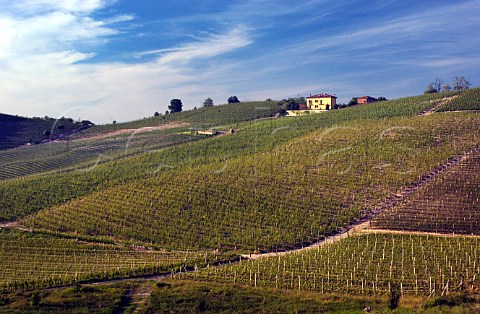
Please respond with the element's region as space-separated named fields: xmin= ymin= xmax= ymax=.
xmin=0 ymin=114 xmax=84 ymax=150
xmin=0 ymin=282 xmax=131 ymax=313
xmin=203 ymin=97 xmax=214 ymax=107
xmin=348 ymin=97 xmax=358 ymax=106
xmin=168 ymin=99 xmax=183 ymax=113
xmin=227 ymin=96 xmax=240 ymax=104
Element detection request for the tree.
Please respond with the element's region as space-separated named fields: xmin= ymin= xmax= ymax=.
xmin=203 ymin=98 xmax=214 ymax=107
xmin=154 ymin=111 xmax=160 ymax=117
xmin=286 ymin=98 xmax=299 ymax=110
xmin=441 ymin=83 xmax=451 ymax=92
xmin=377 ymin=96 xmax=388 ymax=101
xmin=227 ymin=96 xmax=240 ymax=104
xmin=433 ymin=77 xmax=444 ymax=93
xmin=348 ymin=97 xmax=358 ymax=106
xmin=424 ymin=83 xmax=437 ymax=94
xmin=452 ymin=76 xmax=471 ymax=90
xmin=168 ymin=99 xmax=183 ymax=113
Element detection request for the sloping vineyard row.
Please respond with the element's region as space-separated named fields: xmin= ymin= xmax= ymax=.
xmin=371 ymin=148 xmax=480 ymax=234
xmin=436 ymin=88 xmax=480 ymax=112
xmin=0 ymin=229 xmax=220 ymax=292
xmin=21 ymin=114 xmax=480 ymax=251
xmin=180 ymin=233 xmax=480 ymax=296
xmin=0 ymin=92 xmax=455 ymax=221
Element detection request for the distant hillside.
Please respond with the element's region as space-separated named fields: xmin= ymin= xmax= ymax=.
xmin=0 ymin=114 xmax=91 ymax=150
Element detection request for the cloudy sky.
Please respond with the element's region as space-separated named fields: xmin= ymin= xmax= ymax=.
xmin=1 ymin=0 xmax=479 ymax=123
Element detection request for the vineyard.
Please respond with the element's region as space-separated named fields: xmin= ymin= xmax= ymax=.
xmin=181 ymin=233 xmax=480 ymax=296
xmin=83 ymin=100 xmax=282 ymax=135
xmin=0 ymin=89 xmax=479 ymax=303
xmin=0 ymin=228 xmax=221 ymax=292
xmin=371 ymin=148 xmax=480 ymax=234
xmin=436 ymin=88 xmax=480 ymax=112
xmin=20 ymin=113 xmax=480 ymax=251
xmin=0 ymin=91 xmax=463 ymax=223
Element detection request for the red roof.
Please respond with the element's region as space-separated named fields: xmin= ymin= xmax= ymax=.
xmin=358 ymin=96 xmax=376 ymax=99
xmin=306 ymin=93 xmax=337 ymax=99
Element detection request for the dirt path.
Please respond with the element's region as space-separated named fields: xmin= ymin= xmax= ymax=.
xmin=360 ymin=228 xmax=480 ymax=238
xmin=242 ymin=144 xmax=480 ymax=260
xmin=241 ymin=221 xmax=371 ymax=260
xmin=419 ymin=95 xmax=458 ymax=116
xmin=0 ymin=221 xmax=31 ymax=232
xmin=75 ymin=122 xmax=190 ymax=141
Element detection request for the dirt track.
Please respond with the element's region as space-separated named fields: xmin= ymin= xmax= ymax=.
xmin=76 ymin=122 xmax=190 ymax=141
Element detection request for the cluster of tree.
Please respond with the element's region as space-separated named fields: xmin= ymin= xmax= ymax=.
xmin=156 ymin=96 xmax=242 ymax=116
xmin=227 ymin=96 xmax=240 ymax=104
xmin=276 ymin=97 xmax=306 ymax=110
xmin=425 ymin=76 xmax=471 ymax=94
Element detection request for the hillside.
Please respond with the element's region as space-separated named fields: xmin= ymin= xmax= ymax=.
xmin=0 ymin=114 xmax=90 ymax=150
xmin=0 ymin=88 xmax=479 ymax=311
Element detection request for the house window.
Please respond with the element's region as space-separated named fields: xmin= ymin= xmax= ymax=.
xmin=308 ymin=100 xmax=312 ymax=105
xmin=315 ymin=99 xmax=318 ymax=103
xmin=320 ymin=100 xmax=323 ymax=104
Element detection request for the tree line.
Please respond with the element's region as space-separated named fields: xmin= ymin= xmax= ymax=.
xmin=154 ymin=96 xmax=241 ymax=116
xmin=425 ymin=76 xmax=471 ymax=94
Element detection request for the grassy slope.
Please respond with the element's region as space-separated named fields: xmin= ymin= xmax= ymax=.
xmin=0 ymin=114 xmax=85 ymax=150
xmin=0 ymin=91 xmax=456 ymax=223
xmin=436 ymin=87 xmax=480 ymax=111
xmin=2 ymin=279 xmax=478 ymax=313
xmin=141 ymin=280 xmax=479 ymax=314
xmin=19 ymin=98 xmax=480 ymax=251
xmin=0 ymin=101 xmax=280 ymax=181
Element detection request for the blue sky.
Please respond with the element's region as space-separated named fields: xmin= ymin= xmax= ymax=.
xmin=0 ymin=0 xmax=479 ymax=123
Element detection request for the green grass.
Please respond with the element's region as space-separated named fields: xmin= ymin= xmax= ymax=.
xmin=0 ymin=282 xmax=131 ymax=314
xmin=141 ymin=279 xmax=480 ymax=313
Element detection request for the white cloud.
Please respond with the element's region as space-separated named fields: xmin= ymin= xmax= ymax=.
xmin=0 ymin=0 xmax=252 ymax=123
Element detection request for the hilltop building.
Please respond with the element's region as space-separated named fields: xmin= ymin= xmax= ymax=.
xmin=357 ymin=96 xmax=377 ymax=104
xmin=306 ymin=93 xmax=337 ymax=110
xmin=286 ymin=93 xmax=337 ymax=117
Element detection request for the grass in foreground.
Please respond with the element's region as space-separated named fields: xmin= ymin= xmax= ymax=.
xmin=0 ymin=282 xmax=131 ymax=314
xmin=140 ymin=279 xmax=480 ymax=313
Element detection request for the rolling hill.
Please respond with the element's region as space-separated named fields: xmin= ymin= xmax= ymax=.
xmin=0 ymin=88 xmax=479 ymax=312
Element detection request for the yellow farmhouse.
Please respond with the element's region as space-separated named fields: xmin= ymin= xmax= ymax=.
xmin=306 ymin=93 xmax=337 ymax=110
xmin=286 ymin=93 xmax=337 ymax=117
